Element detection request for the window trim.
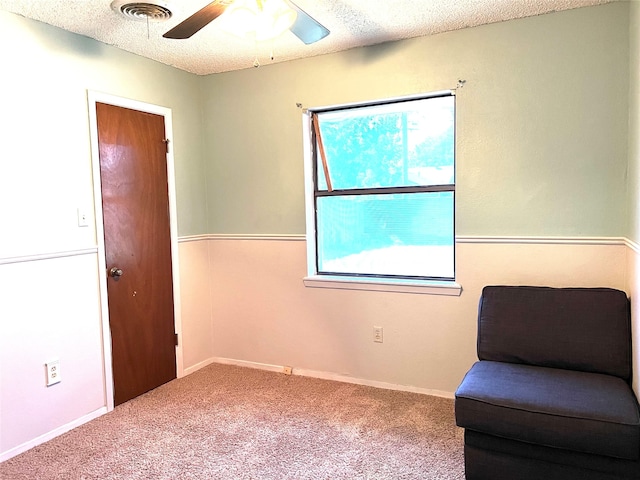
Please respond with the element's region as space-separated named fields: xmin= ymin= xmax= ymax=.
xmin=302 ymin=91 xmax=460 ymax=295
xmin=303 ymin=274 xmax=462 ymax=296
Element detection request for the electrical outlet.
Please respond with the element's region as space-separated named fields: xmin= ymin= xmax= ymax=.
xmin=373 ymin=326 xmax=383 ymax=343
xmin=46 ymin=359 xmax=61 ymax=387
xmin=283 ymin=366 xmax=293 ymax=375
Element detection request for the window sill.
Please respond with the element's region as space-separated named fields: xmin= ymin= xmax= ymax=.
xmin=303 ymin=275 xmax=462 ymax=296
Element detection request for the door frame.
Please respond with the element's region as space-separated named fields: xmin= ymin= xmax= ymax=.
xmin=87 ymin=91 xmax=183 ymax=412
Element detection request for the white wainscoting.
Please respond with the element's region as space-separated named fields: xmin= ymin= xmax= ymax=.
xmin=625 ymin=239 xmax=640 ymax=397
xmin=1 ymin=236 xmax=634 ymax=462
xmin=177 ymin=235 xmax=629 ymax=396
xmin=0 ymin=251 xmax=105 ymax=461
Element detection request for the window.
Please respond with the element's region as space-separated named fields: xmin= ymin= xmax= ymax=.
xmin=303 ymin=92 xmax=457 ymax=293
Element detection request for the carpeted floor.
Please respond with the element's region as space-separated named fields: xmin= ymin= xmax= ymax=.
xmin=1 ymin=363 xmax=465 ymax=479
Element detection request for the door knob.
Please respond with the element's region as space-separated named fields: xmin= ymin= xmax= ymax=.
xmin=109 ymin=267 xmax=123 ymax=278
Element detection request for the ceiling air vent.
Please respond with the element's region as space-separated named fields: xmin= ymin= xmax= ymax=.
xmin=111 ymin=1 xmax=173 ymax=22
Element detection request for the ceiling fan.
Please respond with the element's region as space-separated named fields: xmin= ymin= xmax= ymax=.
xmin=162 ymin=0 xmax=330 ymax=44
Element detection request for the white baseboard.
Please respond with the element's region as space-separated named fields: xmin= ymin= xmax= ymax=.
xmin=293 ymin=367 xmax=455 ymax=399
xmin=0 ymin=406 xmax=108 ymax=463
xmin=184 ymin=357 xmax=286 ymax=376
xmin=203 ymin=357 xmax=454 ymax=399
xmin=209 ymin=357 xmax=287 ymax=374
xmin=182 ymin=357 xmax=218 ymax=376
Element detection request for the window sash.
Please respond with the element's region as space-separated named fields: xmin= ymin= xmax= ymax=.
xmin=307 ymin=92 xmax=456 ymax=282
xmin=314 ymin=191 xmax=455 ymax=280
xmin=315 ymin=184 xmax=455 ymax=197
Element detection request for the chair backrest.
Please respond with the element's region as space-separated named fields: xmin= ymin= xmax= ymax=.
xmin=477 ymin=286 xmax=632 ymax=382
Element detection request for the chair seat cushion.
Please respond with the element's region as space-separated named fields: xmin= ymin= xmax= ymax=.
xmin=455 ymin=361 xmax=640 ymax=460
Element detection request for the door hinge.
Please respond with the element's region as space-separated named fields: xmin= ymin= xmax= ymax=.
xmin=162 ymin=138 xmax=170 ymax=153
xmin=174 ymin=333 xmax=179 ymax=346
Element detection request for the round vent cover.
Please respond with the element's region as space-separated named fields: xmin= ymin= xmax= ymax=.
xmin=111 ymin=1 xmax=173 ymax=22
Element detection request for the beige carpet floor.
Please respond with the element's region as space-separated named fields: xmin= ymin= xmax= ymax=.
xmin=1 ymin=363 xmax=465 ymax=479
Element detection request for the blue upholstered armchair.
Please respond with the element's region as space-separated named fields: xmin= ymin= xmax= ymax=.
xmin=455 ymin=286 xmax=640 ymax=480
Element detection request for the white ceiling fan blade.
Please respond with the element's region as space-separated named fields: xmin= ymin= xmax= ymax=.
xmin=287 ymin=1 xmax=330 ymax=44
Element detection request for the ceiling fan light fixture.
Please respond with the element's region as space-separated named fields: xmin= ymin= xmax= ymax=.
xmin=219 ymin=0 xmax=297 ymax=41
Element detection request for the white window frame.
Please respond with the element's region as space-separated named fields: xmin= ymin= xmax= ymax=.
xmin=302 ymin=92 xmax=462 ymax=296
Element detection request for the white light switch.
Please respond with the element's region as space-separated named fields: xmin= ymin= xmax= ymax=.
xmin=77 ymin=208 xmax=89 ymax=227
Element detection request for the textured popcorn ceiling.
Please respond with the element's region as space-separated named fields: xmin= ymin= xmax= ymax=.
xmin=0 ymin=0 xmax=614 ymax=75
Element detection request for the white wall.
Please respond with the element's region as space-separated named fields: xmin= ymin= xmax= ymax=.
xmin=0 ymin=10 xmax=205 ymax=460
xmin=178 ymin=239 xmax=214 ymax=373
xmin=0 ymin=254 xmax=104 ymax=453
xmin=195 ymin=2 xmax=633 ymax=395
xmin=627 ymin=246 xmax=640 ymax=395
xmin=627 ymin=0 xmax=640 ymax=395
xmin=197 ymin=237 xmax=626 ymax=395
xmin=0 ymin=0 xmax=636 ymax=463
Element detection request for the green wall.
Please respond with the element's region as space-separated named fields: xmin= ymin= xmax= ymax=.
xmin=0 ymin=10 xmax=207 ymax=256
xmin=201 ymin=2 xmax=629 ymax=237
xmin=628 ymin=1 xmax=640 ymax=244
xmin=1 ymin=2 xmax=630 ymax=243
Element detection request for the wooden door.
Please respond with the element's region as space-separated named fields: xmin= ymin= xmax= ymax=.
xmin=96 ymin=102 xmax=176 ymax=406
